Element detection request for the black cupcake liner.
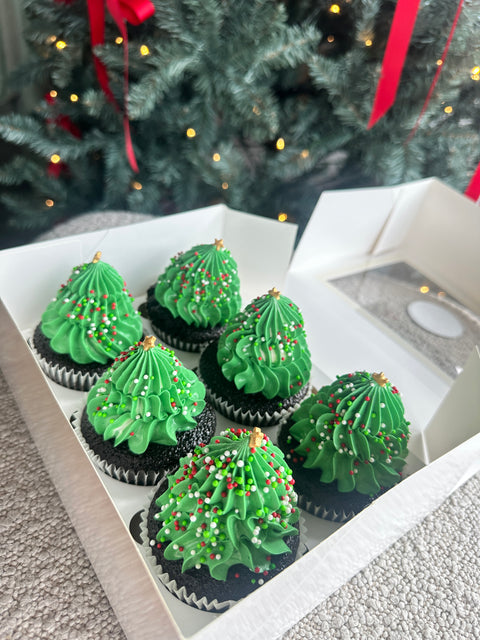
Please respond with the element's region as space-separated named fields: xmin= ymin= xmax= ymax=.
xmin=72 ymin=405 xmax=216 ymax=486
xmin=145 ymin=287 xmax=224 ymax=353
xmin=277 ymin=421 xmax=378 ymax=523
xmin=198 ymin=340 xmax=310 ymax=428
xmin=30 ymin=324 xmax=110 ymax=391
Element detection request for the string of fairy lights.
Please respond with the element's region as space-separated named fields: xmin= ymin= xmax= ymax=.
xmin=41 ymin=3 xmax=479 ymax=223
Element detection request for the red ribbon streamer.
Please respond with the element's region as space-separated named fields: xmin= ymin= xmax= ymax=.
xmin=367 ymin=0 xmax=422 ymax=129
xmin=465 ymin=163 xmax=480 ymax=202
xmin=406 ymin=0 xmax=464 ymax=143
xmin=86 ymin=0 xmax=155 ymax=172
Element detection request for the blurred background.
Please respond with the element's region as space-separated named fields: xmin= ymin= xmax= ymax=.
xmin=1 ymin=0 xmax=479 ymax=250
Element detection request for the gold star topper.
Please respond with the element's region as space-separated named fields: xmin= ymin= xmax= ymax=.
xmin=214 ymin=238 xmax=224 ymax=251
xmin=249 ymin=427 xmax=264 ymax=448
xmin=92 ymin=251 xmax=102 ymax=263
xmin=142 ymin=336 xmax=157 ymax=351
xmin=268 ymin=287 xmax=281 ymax=299
xmin=372 ymin=372 xmax=389 ymax=387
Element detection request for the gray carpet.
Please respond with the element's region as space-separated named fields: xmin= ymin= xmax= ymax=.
xmin=2 ymin=365 xmax=480 ymax=639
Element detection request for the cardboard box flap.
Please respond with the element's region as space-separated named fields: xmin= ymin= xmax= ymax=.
xmin=422 ymin=346 xmax=480 ymax=464
xmin=289 ymin=184 xmax=402 ymax=274
xmin=290 ymin=178 xmax=479 ymax=313
xmin=375 ymin=179 xmax=480 ymax=313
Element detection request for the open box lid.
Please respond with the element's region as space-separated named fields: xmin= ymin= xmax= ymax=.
xmin=289 ymin=178 xmax=480 ymax=314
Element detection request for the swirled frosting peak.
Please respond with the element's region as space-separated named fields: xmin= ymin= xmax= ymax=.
xmin=40 ymin=253 xmax=142 ymax=364
xmin=153 ymin=427 xmax=299 ymax=580
xmin=86 ymin=338 xmax=206 ymax=454
xmin=154 ymin=240 xmax=241 ymax=328
xmin=288 ymin=371 xmax=410 ymax=495
xmin=216 ymin=290 xmax=311 ymax=399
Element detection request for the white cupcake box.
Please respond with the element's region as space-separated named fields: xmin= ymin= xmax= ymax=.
xmin=0 ymin=178 xmax=479 ymax=640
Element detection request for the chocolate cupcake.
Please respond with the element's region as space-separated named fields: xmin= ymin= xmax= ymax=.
xmin=74 ymin=336 xmax=216 ymax=485
xmin=141 ymin=426 xmax=301 ymax=611
xmin=145 ymin=238 xmax=241 ymax=352
xmin=198 ymin=287 xmax=312 ymax=428
xmin=278 ymin=371 xmax=411 ymax=522
xmin=31 ymin=251 xmax=143 ymax=391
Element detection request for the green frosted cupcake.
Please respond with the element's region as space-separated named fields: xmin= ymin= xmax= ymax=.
xmin=198 ymin=287 xmax=312 ymax=428
xmin=145 ymin=238 xmax=241 ymax=352
xmin=141 ymin=426 xmax=301 ymax=610
xmin=31 ymin=251 xmax=143 ymax=391
xmin=277 ymin=371 xmax=410 ymax=522
xmin=74 ymin=336 xmax=216 ymax=485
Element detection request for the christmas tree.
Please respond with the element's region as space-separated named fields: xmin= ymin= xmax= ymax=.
xmin=1 ymin=0 xmax=479 ymax=236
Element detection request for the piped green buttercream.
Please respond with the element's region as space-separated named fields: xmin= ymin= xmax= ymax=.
xmin=86 ymin=339 xmax=206 ymax=454
xmin=216 ymin=290 xmax=311 ymax=399
xmin=154 ymin=240 xmax=241 ymax=328
xmin=40 ymin=255 xmax=142 ymax=365
xmin=288 ymin=371 xmax=410 ymax=495
xmin=154 ymin=427 xmax=299 ymax=581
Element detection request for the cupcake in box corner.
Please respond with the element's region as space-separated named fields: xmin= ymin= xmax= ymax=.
xmin=145 ymin=238 xmax=242 ymax=352
xmin=198 ymin=287 xmax=312 ymax=428
xmin=277 ymin=371 xmax=411 ymax=522
xmin=73 ymin=336 xmax=216 ymax=485
xmin=31 ymin=251 xmax=143 ymax=391
xmin=141 ymin=426 xmax=301 ymax=611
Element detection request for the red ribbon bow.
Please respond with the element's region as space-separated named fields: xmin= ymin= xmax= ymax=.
xmin=86 ymin=0 xmax=155 ymax=172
